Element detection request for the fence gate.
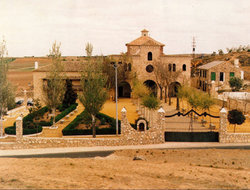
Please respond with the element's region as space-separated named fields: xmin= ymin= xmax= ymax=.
xmin=164 ymin=109 xmax=219 ymax=142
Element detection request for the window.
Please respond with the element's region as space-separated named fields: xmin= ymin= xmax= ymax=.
xmin=220 ymin=72 xmax=224 ymax=81
xmin=211 ymin=72 xmax=216 ymax=81
xmin=204 ymin=70 xmax=207 ymax=78
xmin=147 ymin=52 xmax=152 ymax=61
xmin=128 ymin=63 xmax=132 ymax=71
xmin=146 ymin=65 xmax=154 ymax=73
xmin=200 ymin=70 xmax=202 ymax=77
xmin=182 ymin=64 xmax=186 ymax=71
xmin=173 ymin=64 xmax=176 ymax=72
xmin=230 ymin=72 xmax=235 ymax=78
xmin=168 ymin=64 xmax=172 ymax=71
xmin=124 ymin=63 xmax=128 ymax=71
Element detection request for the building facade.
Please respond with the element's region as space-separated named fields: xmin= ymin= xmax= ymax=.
xmin=33 ymin=29 xmax=192 ymax=101
xmin=196 ymin=59 xmax=244 ymax=94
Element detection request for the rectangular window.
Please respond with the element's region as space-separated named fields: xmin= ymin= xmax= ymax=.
xmin=220 ymin=72 xmax=224 ymax=81
xmin=204 ymin=71 xmax=207 ymax=78
xmin=200 ymin=70 xmax=202 ymax=77
xmin=211 ymin=72 xmax=216 ymax=81
xmin=230 ymin=72 xmax=235 ymax=78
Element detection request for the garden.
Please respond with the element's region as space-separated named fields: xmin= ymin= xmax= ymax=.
xmin=62 ymin=111 xmax=122 ymax=136
xmin=4 ymin=103 xmax=78 ymax=135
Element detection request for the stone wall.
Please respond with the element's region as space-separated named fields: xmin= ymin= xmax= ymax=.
xmin=219 ymin=108 xmax=250 ymax=143
xmin=7 ymin=107 xmax=165 ymax=149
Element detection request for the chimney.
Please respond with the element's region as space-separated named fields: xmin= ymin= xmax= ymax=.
xmin=234 ymin=59 xmax=239 ymax=68
xmin=141 ymin=29 xmax=149 ymax=37
xmin=34 ymin=61 xmax=38 ymax=69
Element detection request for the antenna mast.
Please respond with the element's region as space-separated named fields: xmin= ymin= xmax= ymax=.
xmin=192 ymin=36 xmax=196 ymax=59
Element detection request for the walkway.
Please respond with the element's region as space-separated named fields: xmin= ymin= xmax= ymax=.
xmin=37 ymin=103 xmax=84 ymax=137
xmin=100 ymin=98 xmax=138 ymax=124
xmin=3 ymin=106 xmax=29 ymax=131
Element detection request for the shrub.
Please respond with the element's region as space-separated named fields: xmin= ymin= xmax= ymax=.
xmin=229 ymin=77 xmax=243 ymax=92
xmin=142 ymin=95 xmax=160 ymax=110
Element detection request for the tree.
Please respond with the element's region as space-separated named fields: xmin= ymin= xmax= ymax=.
xmin=0 ymin=39 xmax=15 ymax=137
xmin=132 ymin=76 xmax=150 ymax=99
xmin=229 ymin=77 xmax=243 ymax=92
xmin=218 ymin=49 xmax=224 ymax=55
xmin=142 ymin=95 xmax=160 ymax=128
xmin=62 ymin=79 xmax=77 ymax=109
xmin=85 ymin=42 xmax=93 ymax=57
xmin=228 ymin=109 xmax=246 ymax=133
xmin=153 ymin=61 xmax=181 ymax=104
xmin=43 ymin=41 xmax=66 ymax=128
xmin=79 ymin=44 xmax=108 ymax=138
xmin=102 ymin=53 xmax=130 ymax=100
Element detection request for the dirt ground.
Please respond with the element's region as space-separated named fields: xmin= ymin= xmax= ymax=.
xmin=0 ymin=149 xmax=249 ymax=189
xmin=7 ymin=71 xmax=33 ymax=96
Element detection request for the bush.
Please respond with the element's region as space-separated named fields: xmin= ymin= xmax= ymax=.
xmin=4 ymin=125 xmax=43 ymax=135
xmin=229 ymin=77 xmax=243 ymax=92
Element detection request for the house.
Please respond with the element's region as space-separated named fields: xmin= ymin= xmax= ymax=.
xmin=196 ymin=59 xmax=244 ymax=94
xmin=33 ymin=29 xmax=192 ymax=102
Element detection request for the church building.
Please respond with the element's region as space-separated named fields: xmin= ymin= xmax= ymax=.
xmin=33 ymin=29 xmax=192 ymax=101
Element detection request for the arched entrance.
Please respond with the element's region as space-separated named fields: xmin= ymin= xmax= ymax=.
xmin=169 ymin=82 xmax=181 ymax=97
xmin=118 ymin=81 xmax=131 ymax=98
xmin=144 ymin=80 xmax=157 ymax=97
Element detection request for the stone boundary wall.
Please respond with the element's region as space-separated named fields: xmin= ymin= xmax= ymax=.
xmin=219 ymin=108 xmax=250 ymax=143
xmin=5 ymin=107 xmax=165 ymax=149
xmin=219 ymin=133 xmax=250 ymax=143
xmin=227 ymin=98 xmax=250 ymax=114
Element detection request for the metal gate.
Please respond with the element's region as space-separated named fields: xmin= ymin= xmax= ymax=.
xmin=164 ymin=109 xmax=220 ymax=142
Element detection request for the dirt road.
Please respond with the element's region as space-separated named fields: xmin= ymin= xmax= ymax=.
xmin=0 ymin=149 xmax=249 ymax=189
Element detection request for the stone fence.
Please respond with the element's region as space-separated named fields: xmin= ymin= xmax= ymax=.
xmin=11 ymin=107 xmax=165 ymax=149
xmin=2 ymin=105 xmax=249 ymax=149
xmin=219 ymin=108 xmax=250 ymax=143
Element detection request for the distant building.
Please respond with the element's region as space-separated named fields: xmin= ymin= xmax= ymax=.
xmin=196 ymin=59 xmax=244 ymax=94
xmin=33 ymin=29 xmax=192 ymax=102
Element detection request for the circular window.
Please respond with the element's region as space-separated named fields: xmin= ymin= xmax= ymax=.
xmin=146 ymin=65 xmax=154 ymax=73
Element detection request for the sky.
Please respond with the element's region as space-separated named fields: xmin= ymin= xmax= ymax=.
xmin=0 ymin=0 xmax=249 ymax=57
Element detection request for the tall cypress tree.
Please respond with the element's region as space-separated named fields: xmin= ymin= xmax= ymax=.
xmin=63 ymin=79 xmax=77 ymax=109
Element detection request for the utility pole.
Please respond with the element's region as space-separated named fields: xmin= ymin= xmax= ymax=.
xmin=192 ymin=36 xmax=196 ymax=59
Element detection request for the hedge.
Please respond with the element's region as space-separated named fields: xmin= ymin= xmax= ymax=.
xmin=5 ymin=103 xmax=78 ymax=135
xmin=4 ymin=126 xmax=43 ymax=135
xmin=37 ymin=103 xmax=78 ymax=126
xmin=62 ymin=111 xmax=122 ymax=136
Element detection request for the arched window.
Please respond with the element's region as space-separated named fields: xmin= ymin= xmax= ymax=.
xmin=148 ymin=52 xmax=152 ymax=61
xmin=168 ymin=64 xmax=172 ymax=71
xmin=128 ymin=63 xmax=132 ymax=71
xmin=182 ymin=64 xmax=186 ymax=71
xmin=124 ymin=63 xmax=128 ymax=71
xmin=173 ymin=64 xmax=176 ymax=72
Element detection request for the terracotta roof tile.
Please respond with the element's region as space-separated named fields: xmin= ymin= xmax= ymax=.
xmin=126 ymin=36 xmax=164 ymax=46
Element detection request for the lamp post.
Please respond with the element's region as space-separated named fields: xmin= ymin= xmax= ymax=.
xmin=110 ymin=61 xmax=122 ymax=136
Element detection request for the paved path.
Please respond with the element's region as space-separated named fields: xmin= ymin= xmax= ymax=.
xmin=37 ymin=102 xmax=85 ymax=137
xmin=1 ymin=142 xmax=250 ymax=157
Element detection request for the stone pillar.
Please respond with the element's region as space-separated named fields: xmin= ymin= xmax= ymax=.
xmin=16 ymin=116 xmax=23 ymax=143
xmin=157 ymin=107 xmax=165 ymax=143
xmin=219 ymin=108 xmax=227 ymax=143
xmin=0 ymin=119 xmax=3 ymax=137
xmin=121 ymin=107 xmax=127 ymax=135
